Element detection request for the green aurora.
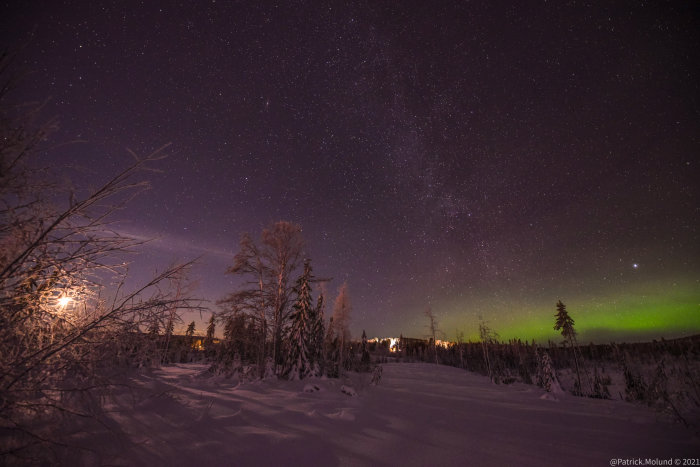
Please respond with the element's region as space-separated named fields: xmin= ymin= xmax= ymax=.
xmin=438 ymin=279 xmax=699 ymax=344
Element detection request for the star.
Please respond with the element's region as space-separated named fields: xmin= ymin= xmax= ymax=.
xmin=2 ymin=0 xmax=697 ymax=342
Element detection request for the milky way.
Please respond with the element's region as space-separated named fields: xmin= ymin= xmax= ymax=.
xmin=2 ymin=1 xmax=698 ymax=342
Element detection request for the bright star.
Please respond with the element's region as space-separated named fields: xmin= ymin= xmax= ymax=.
xmin=632 ymin=263 xmax=639 ymax=269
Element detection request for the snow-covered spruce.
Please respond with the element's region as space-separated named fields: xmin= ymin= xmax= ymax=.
xmin=286 ymin=260 xmax=315 ymax=380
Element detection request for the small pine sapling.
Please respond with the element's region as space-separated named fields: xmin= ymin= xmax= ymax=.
xmin=370 ymin=365 xmax=383 ymax=386
xmin=591 ymin=366 xmax=611 ymax=399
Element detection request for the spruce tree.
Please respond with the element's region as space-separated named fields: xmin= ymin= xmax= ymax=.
xmin=553 ymin=300 xmax=590 ymax=395
xmin=147 ymin=320 xmax=160 ymax=337
xmin=184 ymin=321 xmax=196 ymax=362
xmin=554 ymin=300 xmax=576 ymax=344
xmin=323 ymin=317 xmax=338 ymax=377
xmin=204 ymin=314 xmax=216 ymax=361
xmin=536 ymin=350 xmax=556 ymax=392
xmin=162 ymin=316 xmax=175 ymax=364
xmin=287 ymin=260 xmax=314 ymax=380
xmin=165 ymin=318 xmax=175 ymax=339
xmin=223 ymin=313 xmax=247 ymax=362
xmin=206 ymin=314 xmax=216 ymax=345
xmin=185 ymin=321 xmax=196 ymax=347
xmin=361 ymin=329 xmax=370 ymax=370
xmin=331 ymin=283 xmax=352 ymax=373
xmin=311 ymin=293 xmax=325 ymax=375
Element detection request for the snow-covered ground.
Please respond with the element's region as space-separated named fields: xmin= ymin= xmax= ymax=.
xmin=61 ymin=363 xmax=697 ymax=466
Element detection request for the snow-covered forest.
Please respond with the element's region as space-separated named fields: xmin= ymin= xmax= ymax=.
xmin=1 ymin=49 xmax=698 ymax=465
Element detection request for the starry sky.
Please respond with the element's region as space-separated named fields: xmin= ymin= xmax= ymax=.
xmin=2 ymin=1 xmax=698 ymax=343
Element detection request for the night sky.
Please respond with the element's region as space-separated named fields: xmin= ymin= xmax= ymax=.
xmin=2 ymin=1 xmax=698 ymax=343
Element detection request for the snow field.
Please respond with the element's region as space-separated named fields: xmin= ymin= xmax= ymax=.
xmin=58 ymin=363 xmax=697 ymax=466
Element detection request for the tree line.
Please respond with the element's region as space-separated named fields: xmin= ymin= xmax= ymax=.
xmin=392 ymin=301 xmax=699 ymax=427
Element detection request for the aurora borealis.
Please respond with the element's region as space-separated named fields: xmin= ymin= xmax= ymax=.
xmin=2 ymin=1 xmax=698 ymax=343
xmin=439 ymin=279 xmax=700 ymax=344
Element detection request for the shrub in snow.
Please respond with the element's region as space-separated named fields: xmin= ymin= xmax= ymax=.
xmin=242 ymin=364 xmax=259 ymax=381
xmin=540 ymin=392 xmax=560 ymax=401
xmin=263 ymin=357 xmax=277 ymax=380
xmin=620 ymin=351 xmax=648 ymax=402
xmin=341 ymin=385 xmax=357 ymax=396
xmin=536 ymin=351 xmax=561 ymax=393
xmin=309 ymin=361 xmax=321 ymax=379
xmin=591 ymin=366 xmax=611 ymax=399
xmin=518 ymin=360 xmax=533 ymax=385
xmin=210 ymin=353 xmax=245 ymax=379
xmin=614 ymin=345 xmax=698 ymax=427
